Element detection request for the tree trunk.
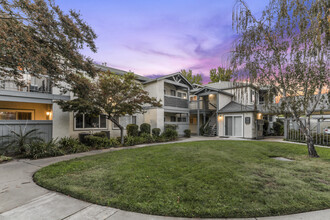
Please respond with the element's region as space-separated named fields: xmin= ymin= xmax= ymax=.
xmin=109 ymin=116 xmax=125 ymax=145
xmin=306 ymin=136 xmax=319 ymax=158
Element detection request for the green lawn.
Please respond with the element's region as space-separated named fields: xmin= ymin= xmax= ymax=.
xmin=34 ymin=141 xmax=330 ymax=218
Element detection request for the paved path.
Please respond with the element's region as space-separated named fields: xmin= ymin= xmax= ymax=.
xmin=0 ymin=137 xmax=329 ymax=220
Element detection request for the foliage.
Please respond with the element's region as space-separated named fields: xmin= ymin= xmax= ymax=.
xmin=273 ymin=121 xmax=284 ymax=136
xmin=263 ymin=120 xmax=269 ymax=136
xmin=58 ymin=137 xmax=88 ymax=154
xmin=0 ymin=155 xmax=12 ymax=163
xmin=0 ymin=0 xmax=97 ymax=88
xmin=84 ymin=135 xmax=119 ymax=149
xmin=0 ymin=127 xmax=43 ymax=155
xmin=57 ymin=71 xmax=162 ymax=144
xmin=24 ymin=139 xmax=64 ymax=159
xmin=209 ymin=67 xmax=233 ymax=83
xmin=184 ymin=129 xmax=191 ymax=138
xmin=140 ymin=123 xmax=151 ymax=134
xmin=127 ymin=124 xmax=139 ymax=137
xmin=232 ymin=0 xmax=329 ymax=157
xmin=152 ymin=128 xmax=161 ymax=137
xmin=93 ymin=132 xmax=107 ymax=138
xmin=140 ymin=133 xmax=154 ymax=143
xmin=180 ymin=69 xmax=203 ymax=85
xmin=35 ymin=141 xmax=330 ymax=218
xmin=164 ymin=124 xmax=177 ymax=131
xmin=162 ymin=129 xmax=178 ymax=141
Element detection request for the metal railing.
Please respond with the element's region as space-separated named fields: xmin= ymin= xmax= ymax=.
xmin=164 ymin=96 xmax=189 ymax=108
xmin=0 ymin=76 xmax=51 ymax=93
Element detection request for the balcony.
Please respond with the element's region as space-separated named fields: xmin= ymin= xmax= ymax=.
xmin=164 ymin=96 xmax=189 ymax=108
xmin=0 ymin=75 xmax=51 ymax=94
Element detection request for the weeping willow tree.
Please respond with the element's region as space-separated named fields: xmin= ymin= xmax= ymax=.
xmin=232 ymin=0 xmax=329 ymax=157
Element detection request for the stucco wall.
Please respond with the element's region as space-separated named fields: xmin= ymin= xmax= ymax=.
xmin=52 ymin=103 xmax=70 ymax=139
xmin=218 ymin=95 xmax=232 ymax=110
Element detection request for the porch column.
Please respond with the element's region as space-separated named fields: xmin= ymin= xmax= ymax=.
xmin=203 ymin=112 xmax=206 ymax=124
xmin=197 ymin=95 xmax=200 ymax=136
xmin=216 ymin=93 xmax=219 ymax=136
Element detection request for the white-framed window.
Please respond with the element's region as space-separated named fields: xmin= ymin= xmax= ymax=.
xmin=74 ymin=114 xmax=107 ymax=130
xmin=0 ymin=109 xmax=34 ymax=120
xmin=177 ymin=92 xmax=187 ymax=99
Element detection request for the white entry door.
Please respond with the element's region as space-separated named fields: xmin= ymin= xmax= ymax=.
xmin=225 ymin=116 xmax=243 ymax=137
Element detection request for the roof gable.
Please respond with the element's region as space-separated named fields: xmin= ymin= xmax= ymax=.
xmin=219 ymin=101 xmax=256 ymax=113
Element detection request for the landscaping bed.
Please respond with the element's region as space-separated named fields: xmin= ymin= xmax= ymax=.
xmin=34 ymin=141 xmax=330 ymax=218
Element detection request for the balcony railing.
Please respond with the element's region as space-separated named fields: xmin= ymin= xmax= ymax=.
xmin=189 ymin=101 xmax=217 ymax=110
xmin=164 ymin=96 xmax=188 ymax=108
xmin=0 ymin=76 xmax=51 ymax=94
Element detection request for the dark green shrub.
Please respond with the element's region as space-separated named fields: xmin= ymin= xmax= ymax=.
xmin=162 ymin=129 xmax=178 ymax=141
xmin=140 ymin=133 xmax=154 ymax=143
xmin=85 ymin=135 xmax=119 ymax=149
xmin=24 ymin=139 xmax=64 ymax=159
xmin=127 ymin=124 xmax=139 ymax=136
xmin=140 ymin=123 xmax=151 ymax=134
xmin=58 ymin=137 xmax=89 ymax=154
xmin=184 ymin=129 xmax=191 ymax=138
xmin=263 ymin=120 xmax=269 ymax=136
xmin=273 ymin=121 xmax=284 ymax=136
xmin=155 ymin=135 xmax=168 ymax=142
xmin=152 ymin=128 xmax=161 ymax=137
xmin=93 ymin=132 xmax=107 ymax=138
xmin=125 ymin=136 xmax=136 ymax=146
xmin=164 ymin=124 xmax=177 ymax=131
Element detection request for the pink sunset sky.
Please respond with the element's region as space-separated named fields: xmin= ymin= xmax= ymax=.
xmin=58 ymin=0 xmax=267 ymax=83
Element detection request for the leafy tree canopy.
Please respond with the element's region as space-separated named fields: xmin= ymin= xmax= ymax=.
xmin=180 ymin=69 xmax=203 ymax=85
xmin=57 ymin=71 xmax=162 ymax=144
xmin=0 ymin=0 xmax=97 ymax=87
xmin=209 ymin=67 xmax=233 ymax=83
xmin=232 ymin=0 xmax=329 ymax=157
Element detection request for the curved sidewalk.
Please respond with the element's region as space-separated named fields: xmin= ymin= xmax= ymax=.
xmin=0 ymin=137 xmax=329 ymax=220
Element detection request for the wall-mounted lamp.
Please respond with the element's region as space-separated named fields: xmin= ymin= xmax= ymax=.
xmin=218 ymin=115 xmax=223 ymax=120
xmin=46 ymin=111 xmax=51 ymax=116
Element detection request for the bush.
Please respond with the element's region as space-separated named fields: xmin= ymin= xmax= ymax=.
xmin=164 ymin=124 xmax=177 ymax=131
xmin=152 ymin=128 xmax=161 ymax=137
xmin=263 ymin=120 xmax=269 ymax=136
xmin=140 ymin=123 xmax=151 ymax=134
xmin=184 ymin=129 xmax=191 ymax=138
xmin=93 ymin=132 xmax=107 ymax=138
xmin=273 ymin=121 xmax=284 ymax=136
xmin=58 ymin=137 xmax=89 ymax=154
xmin=85 ymin=135 xmax=119 ymax=149
xmin=140 ymin=133 xmax=154 ymax=143
xmin=127 ymin=124 xmax=139 ymax=137
xmin=24 ymin=139 xmax=64 ymax=159
xmin=162 ymin=129 xmax=178 ymax=141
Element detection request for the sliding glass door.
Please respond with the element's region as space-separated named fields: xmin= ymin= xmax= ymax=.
xmin=225 ymin=116 xmax=243 ymax=137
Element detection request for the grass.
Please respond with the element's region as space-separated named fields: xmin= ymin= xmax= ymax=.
xmin=0 ymin=155 xmax=12 ymax=163
xmin=34 ymin=141 xmax=330 ymax=218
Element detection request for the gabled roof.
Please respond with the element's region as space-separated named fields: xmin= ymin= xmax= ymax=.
xmin=94 ymin=64 xmax=152 ymax=82
xmin=143 ymin=72 xmax=193 ymax=89
xmin=219 ymin=101 xmax=256 ymax=113
xmin=193 ymin=86 xmax=234 ymax=97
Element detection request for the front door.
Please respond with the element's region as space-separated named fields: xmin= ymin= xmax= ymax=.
xmin=225 ymin=116 xmax=243 ymax=137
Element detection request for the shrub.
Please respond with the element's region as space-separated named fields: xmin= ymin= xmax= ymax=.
xmin=93 ymin=132 xmax=107 ymax=138
xmin=140 ymin=133 xmax=154 ymax=143
xmin=140 ymin=123 xmax=151 ymax=134
xmin=263 ymin=120 xmax=269 ymax=136
xmin=164 ymin=124 xmax=177 ymax=131
xmin=85 ymin=135 xmax=119 ymax=149
xmin=152 ymin=128 xmax=161 ymax=137
xmin=162 ymin=129 xmax=178 ymax=141
xmin=184 ymin=129 xmax=191 ymax=138
xmin=273 ymin=121 xmax=284 ymax=136
xmin=127 ymin=124 xmax=139 ymax=137
xmin=24 ymin=139 xmax=64 ymax=159
xmin=58 ymin=137 xmax=88 ymax=154
xmin=125 ymin=136 xmax=136 ymax=146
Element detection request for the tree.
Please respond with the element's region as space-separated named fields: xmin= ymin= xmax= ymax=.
xmin=232 ymin=0 xmax=329 ymax=157
xmin=209 ymin=67 xmax=233 ymax=83
xmin=180 ymin=69 xmax=203 ymax=85
xmin=0 ymin=0 xmax=97 ymax=88
xmin=57 ymin=71 xmax=162 ymax=144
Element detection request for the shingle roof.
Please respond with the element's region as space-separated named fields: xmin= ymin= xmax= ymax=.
xmin=219 ymin=101 xmax=256 ymax=113
xmin=94 ymin=64 xmax=152 ymax=82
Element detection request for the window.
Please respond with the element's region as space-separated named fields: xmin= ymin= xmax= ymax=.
xmin=74 ymin=114 xmax=107 ymax=129
xmin=177 ymin=92 xmax=182 ymax=98
xmin=170 ymin=116 xmax=176 ymax=122
xmin=170 ymin=90 xmax=176 ymax=96
xmin=0 ymin=110 xmax=33 ymax=120
xmin=177 ymin=92 xmax=187 ymax=99
xmin=113 ymin=116 xmax=120 ymax=129
xmin=132 ymin=116 xmax=137 ymax=124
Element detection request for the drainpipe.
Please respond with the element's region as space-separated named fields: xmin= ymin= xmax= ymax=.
xmin=216 ymin=93 xmax=219 ymax=136
xmin=197 ymin=95 xmax=200 ymax=136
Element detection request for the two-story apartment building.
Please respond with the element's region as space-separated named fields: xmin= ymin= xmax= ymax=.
xmin=0 ymin=65 xmax=266 ymax=143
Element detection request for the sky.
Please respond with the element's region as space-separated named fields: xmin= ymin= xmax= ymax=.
xmin=57 ymin=0 xmax=268 ymax=83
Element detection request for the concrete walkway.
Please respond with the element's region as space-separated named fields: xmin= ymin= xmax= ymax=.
xmin=0 ymin=137 xmax=329 ymax=220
